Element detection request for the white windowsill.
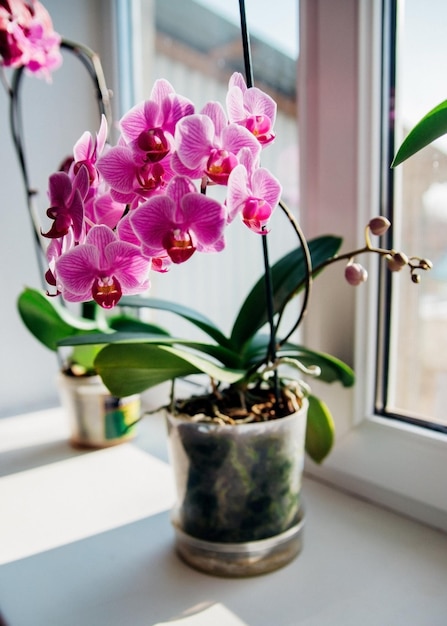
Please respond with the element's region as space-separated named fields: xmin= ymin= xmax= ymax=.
xmin=1 ymin=407 xmax=446 ymax=626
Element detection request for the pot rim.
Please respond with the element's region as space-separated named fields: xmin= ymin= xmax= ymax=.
xmin=165 ymin=396 xmax=308 ymax=431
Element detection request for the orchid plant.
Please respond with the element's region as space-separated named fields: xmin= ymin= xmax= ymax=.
xmin=6 ymin=0 xmax=432 ymax=463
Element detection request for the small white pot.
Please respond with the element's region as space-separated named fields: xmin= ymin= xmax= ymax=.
xmin=58 ymin=372 xmax=140 ymax=448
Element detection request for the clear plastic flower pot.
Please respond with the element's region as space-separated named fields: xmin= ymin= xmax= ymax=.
xmin=58 ymin=373 xmax=140 ymax=448
xmin=166 ymin=400 xmax=308 ymax=577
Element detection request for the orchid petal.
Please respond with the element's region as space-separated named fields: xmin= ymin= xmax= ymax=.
xmin=175 ymin=114 xmax=215 ymax=169
xmin=226 ymin=86 xmax=246 ymax=123
xmin=93 ymin=192 xmax=125 ymax=229
xmin=166 ymin=175 xmax=196 ymax=209
xmin=131 ymin=196 xmax=176 ymax=250
xmin=200 ymin=101 xmax=227 ymax=138
xmin=72 ymin=164 xmax=90 ymax=200
xmin=244 ymin=87 xmax=277 ymax=122
xmin=227 ymin=164 xmax=249 ymax=221
xmin=97 ymin=145 xmax=137 ymax=192
xmin=104 ymin=241 xmax=151 ymax=291
xmin=181 ymin=193 xmax=226 ymax=245
xmin=150 ymin=78 xmax=175 ymax=104
xmin=48 ymin=171 xmax=72 ymax=205
xmin=73 ymin=130 xmax=93 ymax=163
xmin=170 ymin=151 xmax=205 ymax=179
xmin=116 ymin=214 xmax=140 ymax=247
xmin=56 ymin=244 xmax=100 ymax=297
xmin=222 ymin=124 xmax=261 ymax=160
xmin=252 ymin=167 xmax=282 ymax=208
xmin=84 ymin=224 xmax=117 ymax=266
xmin=120 ymin=100 xmax=161 ymax=143
xmin=228 ymin=72 xmax=247 ymax=92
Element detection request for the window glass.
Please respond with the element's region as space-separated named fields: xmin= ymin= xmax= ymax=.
xmin=385 ymin=0 xmax=447 ymax=427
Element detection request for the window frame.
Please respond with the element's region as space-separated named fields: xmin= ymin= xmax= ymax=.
xmin=299 ymin=0 xmax=447 ymax=531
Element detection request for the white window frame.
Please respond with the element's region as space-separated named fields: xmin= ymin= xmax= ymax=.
xmin=300 ymin=0 xmax=447 ymax=531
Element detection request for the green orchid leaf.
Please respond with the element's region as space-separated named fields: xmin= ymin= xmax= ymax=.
xmin=70 ymin=344 xmax=104 ymax=372
xmin=95 ymin=343 xmax=245 ymax=397
xmin=119 ymin=296 xmax=231 ymax=348
xmin=59 ymin=331 xmax=241 ymax=368
xmin=392 ymin=99 xmax=447 ymax=167
xmin=108 ymin=314 xmax=170 ymax=336
xmin=305 ymin=394 xmax=335 ymax=463
xmin=231 ymin=235 xmax=343 ymax=348
xmin=17 ymin=287 xmax=100 ymax=351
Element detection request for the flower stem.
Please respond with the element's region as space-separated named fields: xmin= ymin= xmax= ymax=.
xmin=238 ymin=0 xmax=280 ymax=404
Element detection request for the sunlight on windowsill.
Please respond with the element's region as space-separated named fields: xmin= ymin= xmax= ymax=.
xmin=0 ymin=410 xmax=175 ymax=565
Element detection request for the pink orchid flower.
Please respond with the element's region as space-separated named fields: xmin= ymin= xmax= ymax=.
xmin=55 ymin=225 xmax=151 ymax=309
xmin=71 ymin=114 xmax=108 ymax=185
xmin=226 ymin=72 xmax=277 ymax=146
xmin=227 ymin=149 xmax=282 ymax=234
xmin=173 ymin=101 xmax=261 ymax=185
xmin=41 ymin=164 xmax=89 ymax=241
xmin=97 ymin=142 xmax=174 ymax=207
xmin=0 ymin=0 xmax=62 ymax=80
xmin=130 ymin=175 xmax=226 ymax=264
xmin=44 ymin=228 xmax=75 ymax=294
xmin=85 ymin=188 xmax=126 ymax=231
xmin=117 ymin=215 xmax=172 ymax=272
xmin=117 ymin=79 xmax=193 ymax=170
xmin=97 ymin=81 xmax=193 ymax=205
xmin=120 ymin=79 xmax=194 ymax=146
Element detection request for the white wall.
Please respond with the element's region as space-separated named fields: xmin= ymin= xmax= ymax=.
xmin=0 ymin=0 xmax=116 ymax=417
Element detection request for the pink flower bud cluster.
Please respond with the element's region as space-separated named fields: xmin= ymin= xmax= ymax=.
xmin=0 ymin=0 xmax=62 ymax=80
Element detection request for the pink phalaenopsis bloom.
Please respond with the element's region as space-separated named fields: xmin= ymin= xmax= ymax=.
xmin=55 ymin=224 xmax=151 ymax=309
xmin=226 ymin=72 xmax=277 ymax=146
xmin=42 ymin=164 xmax=89 ymax=241
xmin=71 ymin=114 xmax=108 ymax=185
xmin=97 ymin=79 xmax=194 ymax=206
xmin=44 ymin=228 xmax=74 ymax=293
xmin=97 ymin=141 xmax=175 ymax=207
xmin=173 ymin=101 xmax=261 ymax=185
xmin=120 ymin=79 xmax=194 ymax=149
xmin=130 ymin=175 xmax=226 ymax=264
xmin=0 ymin=0 xmax=62 ymax=80
xmin=227 ymin=149 xmax=281 ymax=234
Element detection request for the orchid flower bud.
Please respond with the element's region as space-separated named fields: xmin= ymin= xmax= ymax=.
xmin=386 ymin=251 xmax=408 ymax=272
xmin=369 ymin=216 xmax=391 ymax=236
xmin=345 ymin=262 xmax=368 ymax=286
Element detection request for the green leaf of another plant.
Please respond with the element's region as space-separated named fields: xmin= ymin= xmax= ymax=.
xmin=392 ymin=99 xmax=447 ymax=167
xmin=305 ymin=394 xmax=335 ymax=463
xmin=17 ymin=287 xmax=100 ymax=351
